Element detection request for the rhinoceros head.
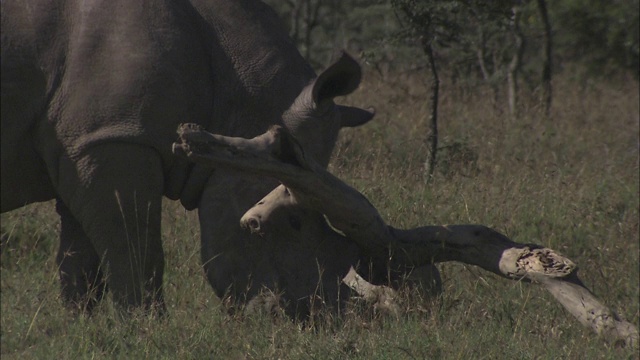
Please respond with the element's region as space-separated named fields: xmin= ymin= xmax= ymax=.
xmin=282 ymin=52 xmax=374 ymax=167
xmin=194 ymin=52 xmax=374 ymax=317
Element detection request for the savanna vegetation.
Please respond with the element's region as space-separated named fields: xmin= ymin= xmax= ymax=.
xmin=2 ymin=0 xmax=638 ymax=358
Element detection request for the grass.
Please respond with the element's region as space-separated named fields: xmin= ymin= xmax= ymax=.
xmin=2 ymin=71 xmax=638 ymax=359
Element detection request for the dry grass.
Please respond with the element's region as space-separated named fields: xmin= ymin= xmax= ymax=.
xmin=1 ymin=71 xmax=638 ymax=359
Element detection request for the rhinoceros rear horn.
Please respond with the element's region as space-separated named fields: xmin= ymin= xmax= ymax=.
xmin=311 ymin=51 xmax=362 ymax=106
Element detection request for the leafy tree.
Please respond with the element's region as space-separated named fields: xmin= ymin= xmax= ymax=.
xmin=390 ymin=0 xmax=518 ymax=178
xmin=390 ymin=0 xmax=460 ymax=180
xmin=550 ymin=0 xmax=639 ymax=79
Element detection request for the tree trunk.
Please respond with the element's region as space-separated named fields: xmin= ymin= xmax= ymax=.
xmin=507 ymin=4 xmax=524 ymax=120
xmin=422 ymin=40 xmax=439 ymax=181
xmin=304 ymin=0 xmax=312 ymax=61
xmin=302 ymin=0 xmax=322 ymax=62
xmin=287 ymin=0 xmax=302 ymax=46
xmin=476 ymin=28 xmax=501 ymax=110
xmin=537 ymin=0 xmax=553 ymax=118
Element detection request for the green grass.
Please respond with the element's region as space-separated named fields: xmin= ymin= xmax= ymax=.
xmin=2 ymin=73 xmax=638 ymax=359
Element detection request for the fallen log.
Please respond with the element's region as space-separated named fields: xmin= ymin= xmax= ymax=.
xmin=173 ymin=123 xmax=638 ymax=347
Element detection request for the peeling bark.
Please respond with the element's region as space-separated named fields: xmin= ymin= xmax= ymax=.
xmin=173 ymin=124 xmax=638 ymax=347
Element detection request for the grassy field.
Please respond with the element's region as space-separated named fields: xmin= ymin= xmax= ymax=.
xmin=1 ymin=71 xmax=638 ymax=359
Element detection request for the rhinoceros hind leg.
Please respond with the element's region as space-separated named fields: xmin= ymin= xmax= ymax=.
xmin=55 ymin=199 xmax=107 ymax=312
xmin=57 ymin=144 xmax=165 ymax=314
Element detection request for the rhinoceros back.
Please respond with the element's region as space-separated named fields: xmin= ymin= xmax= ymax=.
xmin=1 ymin=0 xmax=316 ymax=211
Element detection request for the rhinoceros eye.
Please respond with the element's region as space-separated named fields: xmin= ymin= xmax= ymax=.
xmin=289 ymin=215 xmax=301 ymax=231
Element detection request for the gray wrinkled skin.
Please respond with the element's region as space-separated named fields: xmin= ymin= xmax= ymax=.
xmin=1 ymin=0 xmax=374 ymax=316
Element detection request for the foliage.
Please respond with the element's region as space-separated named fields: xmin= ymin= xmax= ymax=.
xmin=550 ymin=0 xmax=639 ymax=78
xmin=265 ymin=0 xmax=638 ymax=81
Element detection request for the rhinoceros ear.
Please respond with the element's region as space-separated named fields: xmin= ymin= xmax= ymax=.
xmin=311 ymin=52 xmax=362 ymax=106
xmin=338 ymin=105 xmax=375 ymax=128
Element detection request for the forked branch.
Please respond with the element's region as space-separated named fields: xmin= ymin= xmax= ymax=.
xmin=173 ymin=123 xmax=638 ymax=347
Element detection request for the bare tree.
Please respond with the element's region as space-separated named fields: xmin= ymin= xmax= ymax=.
xmin=476 ymin=26 xmax=501 ymax=107
xmin=537 ymin=0 xmax=553 ymax=117
xmin=507 ymin=2 xmax=524 ymax=119
xmin=422 ymin=38 xmax=439 ymax=180
xmin=391 ymin=0 xmax=461 ymax=182
xmin=279 ymin=0 xmax=324 ymax=63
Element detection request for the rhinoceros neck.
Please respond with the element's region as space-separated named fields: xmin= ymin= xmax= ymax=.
xmin=192 ymin=0 xmax=316 ymax=136
xmin=174 ymin=0 xmax=318 ymax=208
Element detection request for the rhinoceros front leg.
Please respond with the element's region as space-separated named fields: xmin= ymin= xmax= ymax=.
xmin=55 ymin=199 xmax=107 ymax=312
xmin=56 ymin=144 xmax=165 ymax=312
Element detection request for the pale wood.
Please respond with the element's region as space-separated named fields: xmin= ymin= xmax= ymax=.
xmin=342 ymin=266 xmax=399 ymax=316
xmin=173 ymin=123 xmax=638 ymax=347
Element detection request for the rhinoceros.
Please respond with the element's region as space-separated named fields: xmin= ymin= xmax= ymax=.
xmin=3 ymin=2 xmax=638 ymax=344
xmin=1 ymin=0 xmax=375 ymax=314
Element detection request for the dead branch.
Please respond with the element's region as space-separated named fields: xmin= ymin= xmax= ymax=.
xmin=343 ymin=266 xmax=399 ymax=317
xmin=173 ymin=123 xmax=638 ymax=347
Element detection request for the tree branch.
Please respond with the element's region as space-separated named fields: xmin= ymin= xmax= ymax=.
xmin=173 ymin=124 xmax=638 ymax=347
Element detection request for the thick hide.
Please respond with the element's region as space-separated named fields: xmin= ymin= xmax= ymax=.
xmin=1 ymin=0 xmax=374 ymax=314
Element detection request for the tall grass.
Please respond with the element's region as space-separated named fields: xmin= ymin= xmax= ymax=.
xmin=2 ymin=72 xmax=638 ymax=359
